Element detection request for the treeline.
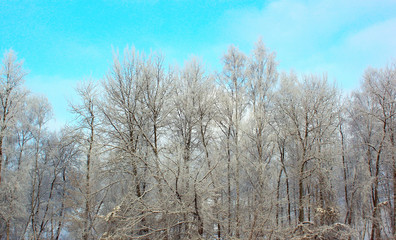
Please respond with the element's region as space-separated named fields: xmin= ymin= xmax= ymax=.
xmin=0 ymin=40 xmax=395 ymax=239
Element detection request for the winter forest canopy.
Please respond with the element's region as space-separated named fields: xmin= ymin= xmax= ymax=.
xmin=0 ymin=41 xmax=396 ymax=240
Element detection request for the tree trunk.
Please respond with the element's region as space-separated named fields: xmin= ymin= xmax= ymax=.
xmin=298 ymin=162 xmax=305 ymax=223
xmin=371 ymin=122 xmax=386 ymax=240
xmin=83 ymin=115 xmax=94 ymax=240
xmin=340 ymin=124 xmax=352 ymax=224
xmin=0 ymin=137 xmax=3 ymax=184
xmin=390 ymin=130 xmax=396 ymax=237
xmin=276 ymin=168 xmax=283 ymax=226
xmin=6 ymin=220 xmax=10 ymax=240
xmin=227 ymin=127 xmax=232 ymax=237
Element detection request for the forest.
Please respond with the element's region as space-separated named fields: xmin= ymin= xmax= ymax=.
xmin=0 ymin=40 xmax=395 ymax=239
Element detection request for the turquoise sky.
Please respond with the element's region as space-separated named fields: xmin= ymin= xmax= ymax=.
xmin=1 ymin=0 xmax=396 ymax=129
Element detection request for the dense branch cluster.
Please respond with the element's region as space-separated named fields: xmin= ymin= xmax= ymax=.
xmin=0 ymin=42 xmax=395 ymax=239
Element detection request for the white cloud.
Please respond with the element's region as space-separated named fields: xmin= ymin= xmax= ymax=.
xmin=218 ymin=0 xmax=396 ymax=90
xmin=344 ymin=17 xmax=396 ymax=57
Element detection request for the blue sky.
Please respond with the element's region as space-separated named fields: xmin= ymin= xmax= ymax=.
xmin=1 ymin=0 xmax=396 ymax=129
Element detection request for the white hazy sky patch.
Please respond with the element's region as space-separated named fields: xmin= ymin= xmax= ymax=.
xmin=220 ymin=0 xmax=396 ymax=90
xmin=25 ymin=75 xmax=80 ymax=130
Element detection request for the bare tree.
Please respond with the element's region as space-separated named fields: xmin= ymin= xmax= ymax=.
xmin=216 ymin=45 xmax=248 ymax=238
xmin=350 ymin=63 xmax=396 ymax=239
xmin=0 ymin=49 xmax=27 ymax=184
xmin=275 ymin=72 xmax=340 ymax=224
xmin=69 ymin=81 xmax=106 ymax=239
xmin=26 ymin=96 xmax=52 ymax=238
xmin=245 ymin=39 xmax=278 ymax=238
